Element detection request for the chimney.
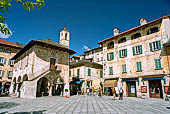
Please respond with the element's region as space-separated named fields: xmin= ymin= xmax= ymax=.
xmin=113 ymin=28 xmax=119 ymax=36
xmin=140 ymin=18 xmax=147 ymax=25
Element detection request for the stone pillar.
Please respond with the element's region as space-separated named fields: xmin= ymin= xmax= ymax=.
xmin=146 ymin=81 xmax=150 ymax=98
xmin=49 ymin=85 xmax=53 ymax=96
xmin=161 ymin=79 xmax=165 ymax=99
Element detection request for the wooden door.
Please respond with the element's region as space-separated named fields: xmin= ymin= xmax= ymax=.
xmin=149 ymin=80 xmax=161 ymax=98
xmin=50 ymin=58 xmax=56 ymax=70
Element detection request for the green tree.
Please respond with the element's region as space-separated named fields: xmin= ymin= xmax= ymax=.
xmin=0 ymin=0 xmax=45 ymax=37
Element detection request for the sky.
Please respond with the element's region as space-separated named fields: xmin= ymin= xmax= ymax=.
xmin=3 ymin=0 xmax=170 ymax=55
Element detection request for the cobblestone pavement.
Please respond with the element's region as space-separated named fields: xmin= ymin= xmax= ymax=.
xmin=0 ymin=95 xmax=170 ymax=114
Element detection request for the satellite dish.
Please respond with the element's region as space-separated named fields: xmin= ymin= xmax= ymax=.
xmin=0 ymin=23 xmax=12 ymax=39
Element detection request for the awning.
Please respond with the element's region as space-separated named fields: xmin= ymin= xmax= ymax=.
xmin=122 ymin=78 xmax=138 ymax=82
xmin=142 ymin=77 xmax=166 ymax=84
xmin=56 ymin=82 xmax=64 ymax=85
xmin=70 ymin=80 xmax=83 ymax=84
xmin=104 ymin=80 xmax=117 ymax=87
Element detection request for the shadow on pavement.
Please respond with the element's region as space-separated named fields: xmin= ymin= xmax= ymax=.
xmin=166 ymin=107 xmax=170 ymax=109
xmin=0 ymin=102 xmax=19 ymax=110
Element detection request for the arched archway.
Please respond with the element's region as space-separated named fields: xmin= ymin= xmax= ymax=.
xmin=53 ymin=77 xmax=64 ymax=96
xmin=36 ymin=77 xmax=50 ymax=97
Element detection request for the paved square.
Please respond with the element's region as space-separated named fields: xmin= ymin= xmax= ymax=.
xmin=0 ymin=96 xmax=170 ymax=114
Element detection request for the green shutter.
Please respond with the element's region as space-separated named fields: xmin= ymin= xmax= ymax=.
xmin=69 ymin=70 xmax=71 ymax=77
xmin=140 ymin=62 xmax=142 ymax=71
xmin=158 ymin=59 xmax=162 ymax=69
xmin=137 ymin=62 xmax=142 ymax=71
xmin=119 ymin=50 xmax=121 ymax=58
xmin=139 ymin=45 xmax=143 ymax=54
xmin=125 ymin=64 xmax=126 ymax=72
xmin=158 ymin=40 xmax=162 ymax=50
xmin=122 ymin=64 xmax=126 ymax=73
xmin=109 ymin=67 xmax=113 ymax=75
xmin=111 ymin=52 xmax=114 ymax=60
xmin=155 ymin=59 xmax=159 ymax=69
xmin=107 ymin=53 xmax=109 ymax=61
xmin=132 ymin=47 xmax=135 ymax=55
xmin=77 ymin=69 xmax=80 ymax=77
xmin=149 ymin=43 xmax=153 ymax=52
xmin=100 ymin=71 xmax=103 ymax=78
xmin=125 ymin=49 xmax=127 ymax=57
xmin=88 ymin=69 xmax=91 ymax=76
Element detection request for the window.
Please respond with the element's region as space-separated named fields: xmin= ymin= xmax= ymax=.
xmin=65 ymin=33 xmax=67 ymax=40
xmin=136 ymin=62 xmax=142 ymax=72
xmin=109 ymin=67 xmax=113 ymax=75
xmin=8 ymin=59 xmax=14 ymax=66
xmin=132 ymin=45 xmax=142 ymax=55
xmin=77 ymin=69 xmax=80 ymax=77
xmin=147 ymin=27 xmax=159 ymax=35
xmin=119 ymin=49 xmax=127 ymax=58
xmin=88 ymin=68 xmax=91 ymax=76
xmin=0 ymin=70 xmax=4 ymax=77
xmin=131 ymin=33 xmax=141 ymax=40
xmin=0 ymin=49 xmax=5 ymax=52
xmin=6 ymin=50 xmax=11 ymax=54
xmin=122 ymin=64 xmax=126 ymax=73
xmin=149 ymin=40 xmax=161 ymax=52
xmin=7 ymin=71 xmax=13 ymax=78
xmin=0 ymin=57 xmax=6 ymax=64
xmin=0 ymin=49 xmax=11 ymax=54
xmin=118 ymin=37 xmax=126 ymax=44
xmin=155 ymin=59 xmax=162 ymax=70
xmin=69 ymin=70 xmax=71 ymax=77
xmin=107 ymin=41 xmax=114 ymax=49
xmin=100 ymin=71 xmax=103 ymax=78
xmin=107 ymin=52 xmax=114 ymax=61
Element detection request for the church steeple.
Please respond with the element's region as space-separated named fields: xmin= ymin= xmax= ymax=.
xmin=59 ymin=26 xmax=70 ymax=48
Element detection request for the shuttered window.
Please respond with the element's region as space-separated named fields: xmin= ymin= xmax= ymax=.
xmin=122 ymin=64 xmax=127 ymax=73
xmin=0 ymin=57 xmax=6 ymax=64
xmin=155 ymin=59 xmax=162 ymax=70
xmin=69 ymin=70 xmax=71 ymax=77
xmin=0 ymin=70 xmax=4 ymax=77
xmin=77 ymin=69 xmax=80 ymax=77
xmin=132 ymin=45 xmax=142 ymax=55
xmin=88 ymin=68 xmax=91 ymax=76
xmin=100 ymin=71 xmax=103 ymax=78
xmin=149 ymin=40 xmax=161 ymax=52
xmin=136 ymin=62 xmax=142 ymax=72
xmin=107 ymin=52 xmax=114 ymax=61
xmin=109 ymin=67 xmax=113 ymax=75
xmin=119 ymin=49 xmax=127 ymax=58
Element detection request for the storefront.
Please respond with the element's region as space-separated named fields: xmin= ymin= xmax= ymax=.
xmin=104 ymin=79 xmax=118 ymax=96
xmin=142 ymin=77 xmax=165 ymax=98
xmin=123 ymin=78 xmax=138 ymax=97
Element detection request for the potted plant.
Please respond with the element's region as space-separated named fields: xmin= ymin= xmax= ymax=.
xmin=141 ymin=94 xmax=146 ymax=99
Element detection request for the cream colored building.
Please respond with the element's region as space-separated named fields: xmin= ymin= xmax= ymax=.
xmin=69 ymin=59 xmax=102 ymax=95
xmin=0 ymin=40 xmax=22 ymax=94
xmin=9 ymin=27 xmax=75 ymax=98
xmin=98 ymin=15 xmax=170 ymax=98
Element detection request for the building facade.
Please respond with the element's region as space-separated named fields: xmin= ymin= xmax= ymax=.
xmin=98 ymin=15 xmax=170 ymax=98
xmin=9 ymin=27 xmax=75 ymax=98
xmin=0 ymin=40 xmax=22 ymax=94
xmin=69 ymin=59 xmax=103 ymax=95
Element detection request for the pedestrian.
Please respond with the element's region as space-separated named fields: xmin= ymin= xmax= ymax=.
xmin=87 ymin=87 xmax=89 ymax=96
xmin=98 ymin=87 xmax=102 ymax=97
xmin=92 ymin=87 xmax=95 ymax=96
xmin=119 ymin=87 xmax=124 ymax=100
xmin=112 ymin=87 xmax=116 ymax=100
xmin=89 ymin=87 xmax=92 ymax=96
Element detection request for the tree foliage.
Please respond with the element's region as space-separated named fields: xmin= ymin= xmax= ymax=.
xmin=0 ymin=0 xmax=45 ymax=37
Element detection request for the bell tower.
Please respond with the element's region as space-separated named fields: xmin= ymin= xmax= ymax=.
xmin=59 ymin=26 xmax=70 ymax=48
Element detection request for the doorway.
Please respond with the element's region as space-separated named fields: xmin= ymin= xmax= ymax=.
xmin=149 ymin=79 xmax=163 ymax=98
xmin=126 ymin=81 xmax=136 ymax=97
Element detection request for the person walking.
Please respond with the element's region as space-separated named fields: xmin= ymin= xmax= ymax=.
xmin=98 ymin=87 xmax=102 ymax=97
xmin=92 ymin=87 xmax=95 ymax=96
xmin=119 ymin=87 xmax=124 ymax=100
xmin=112 ymin=87 xmax=116 ymax=100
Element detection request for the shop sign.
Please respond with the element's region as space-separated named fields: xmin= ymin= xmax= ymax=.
xmin=164 ymin=86 xmax=170 ymax=93
xmin=141 ymin=86 xmax=147 ymax=93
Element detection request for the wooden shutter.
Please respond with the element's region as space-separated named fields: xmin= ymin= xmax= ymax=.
xmin=139 ymin=45 xmax=143 ymax=54
xmin=119 ymin=50 xmax=121 ymax=58
xmin=132 ymin=47 xmax=135 ymax=55
xmin=111 ymin=52 xmax=114 ymax=60
xmin=107 ymin=53 xmax=109 ymax=61
xmin=158 ymin=40 xmax=161 ymax=50
xmin=149 ymin=43 xmax=153 ymax=52
xmin=125 ymin=49 xmax=127 ymax=57
xmin=155 ymin=59 xmax=158 ymax=69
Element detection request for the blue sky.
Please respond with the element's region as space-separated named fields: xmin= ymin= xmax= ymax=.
xmin=3 ymin=0 xmax=170 ymax=55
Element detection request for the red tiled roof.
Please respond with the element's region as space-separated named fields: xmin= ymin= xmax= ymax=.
xmin=0 ymin=39 xmax=21 ymax=48
xmin=73 ymin=55 xmax=80 ymax=58
xmin=98 ymin=15 xmax=170 ymax=44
